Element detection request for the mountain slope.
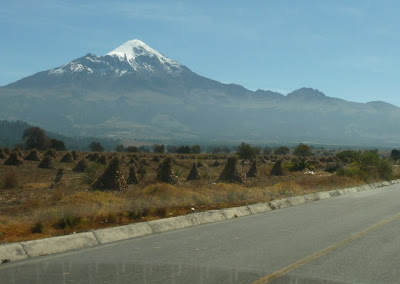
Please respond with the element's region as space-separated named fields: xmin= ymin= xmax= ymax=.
xmin=1 ymin=39 xmax=400 ymax=146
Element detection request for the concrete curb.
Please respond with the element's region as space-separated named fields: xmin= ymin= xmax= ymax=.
xmin=1 ymin=179 xmax=400 ymax=263
xmin=20 ymin=232 xmax=99 ymax=258
xmin=0 ymin=243 xmax=28 ymax=263
xmin=93 ymin=222 xmax=153 ymax=244
xmin=221 ymin=206 xmax=252 ymax=219
xmin=148 ymin=215 xmax=194 ymax=233
xmin=186 ymin=210 xmax=226 ymax=225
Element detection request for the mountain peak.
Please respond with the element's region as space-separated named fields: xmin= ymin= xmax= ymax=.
xmin=106 ymin=39 xmax=155 ymax=60
xmin=104 ymin=39 xmax=182 ymax=74
xmin=286 ymin=87 xmax=327 ymax=100
xmin=106 ymin=39 xmax=179 ymax=67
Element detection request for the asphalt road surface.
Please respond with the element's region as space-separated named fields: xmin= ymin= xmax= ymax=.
xmin=2 ymin=184 xmax=400 ymax=284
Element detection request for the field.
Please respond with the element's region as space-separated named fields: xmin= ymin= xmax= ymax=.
xmin=0 ymin=149 xmax=396 ymax=243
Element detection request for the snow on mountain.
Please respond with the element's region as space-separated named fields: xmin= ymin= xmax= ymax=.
xmin=48 ymin=39 xmax=183 ymax=77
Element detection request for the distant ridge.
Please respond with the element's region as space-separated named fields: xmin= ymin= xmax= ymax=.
xmin=1 ymin=39 xmax=400 ymax=146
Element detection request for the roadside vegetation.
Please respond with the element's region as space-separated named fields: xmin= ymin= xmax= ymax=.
xmin=0 ymin=130 xmax=398 ymax=243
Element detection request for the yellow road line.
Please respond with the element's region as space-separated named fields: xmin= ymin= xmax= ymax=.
xmin=251 ymin=211 xmax=400 ymax=284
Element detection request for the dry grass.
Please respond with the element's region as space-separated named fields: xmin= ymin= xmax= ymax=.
xmin=0 ymin=151 xmax=385 ymax=243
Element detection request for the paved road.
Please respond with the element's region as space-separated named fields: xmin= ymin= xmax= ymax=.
xmin=2 ymin=184 xmax=400 ymax=284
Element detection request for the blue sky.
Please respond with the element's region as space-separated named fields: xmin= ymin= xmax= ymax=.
xmin=1 ymin=0 xmax=400 ymax=105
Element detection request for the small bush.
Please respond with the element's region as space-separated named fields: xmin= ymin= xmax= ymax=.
xmin=155 ymin=207 xmax=167 ymax=218
xmin=54 ymin=214 xmax=81 ymax=229
xmin=288 ymin=159 xmax=308 ymax=172
xmin=336 ymin=150 xmax=360 ymax=162
xmin=377 ymin=159 xmax=393 ymax=180
xmin=337 ymin=167 xmax=367 ymax=180
xmin=31 ymin=222 xmax=44 ymax=234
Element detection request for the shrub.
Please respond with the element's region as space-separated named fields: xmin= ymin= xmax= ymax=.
xmin=126 ymin=146 xmax=139 ymax=153
xmin=89 ymin=142 xmax=104 ymax=152
xmin=191 ymin=144 xmax=201 ymax=154
xmin=54 ymin=214 xmax=81 ymax=229
xmin=166 ymin=145 xmax=177 ymax=153
xmin=377 ymin=159 xmax=393 ymax=180
xmin=337 ymin=150 xmax=393 ymax=180
xmin=115 ymin=144 xmax=125 ymax=152
xmin=31 ymin=222 xmax=44 ymax=234
xmin=236 ymin=142 xmax=256 ymax=159
xmin=337 ymin=167 xmax=367 ymax=180
xmin=274 ymin=146 xmax=290 ymax=155
xmin=153 ymin=144 xmax=165 ymax=153
xmin=50 ymin=139 xmax=66 ymax=151
xmin=391 ymin=149 xmax=400 ymax=161
xmin=176 ymin=145 xmax=191 ymax=154
xmin=288 ymin=159 xmax=308 ymax=172
xmin=324 ymin=162 xmax=342 ymax=173
xmin=336 ymin=150 xmax=360 ymax=162
xmin=155 ymin=207 xmax=167 ymax=218
xmin=293 ymin=144 xmax=313 ymax=156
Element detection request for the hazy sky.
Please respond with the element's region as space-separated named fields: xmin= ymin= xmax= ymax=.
xmin=1 ymin=0 xmax=400 ymax=105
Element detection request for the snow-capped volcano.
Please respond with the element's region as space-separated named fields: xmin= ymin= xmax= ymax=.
xmin=106 ymin=39 xmax=182 ymax=73
xmin=48 ymin=39 xmax=183 ymax=77
xmin=3 ymin=39 xmax=400 ymax=146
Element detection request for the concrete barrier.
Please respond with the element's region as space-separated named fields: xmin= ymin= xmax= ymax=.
xmin=303 ymin=193 xmax=320 ymax=202
xmin=148 ymin=216 xmax=194 ymax=233
xmin=93 ymin=222 xmax=153 ymax=244
xmin=287 ymin=196 xmax=306 ymax=206
xmin=347 ymin=187 xmax=358 ymax=194
xmin=21 ymin=232 xmax=98 ymax=258
xmin=0 ymin=243 xmax=28 ymax=262
xmin=221 ymin=206 xmax=252 ymax=219
xmin=316 ymin=192 xmax=331 ymax=200
xmin=186 ymin=210 xmax=226 ymax=225
xmin=357 ymin=184 xmax=372 ymax=191
xmin=247 ymin=203 xmax=272 ymax=214
xmin=269 ymin=198 xmax=291 ymax=209
xmin=328 ymin=190 xmax=341 ymax=197
xmin=338 ymin=188 xmax=350 ymax=195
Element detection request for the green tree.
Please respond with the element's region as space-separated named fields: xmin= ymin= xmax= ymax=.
xmin=50 ymin=139 xmax=66 ymax=151
xmin=293 ymin=143 xmax=313 ymax=156
xmin=274 ymin=146 xmax=290 ymax=155
xmin=191 ymin=144 xmax=201 ymax=154
xmin=153 ymin=144 xmax=165 ymax=153
xmin=391 ymin=149 xmax=400 ymax=161
xmin=126 ymin=146 xmax=139 ymax=153
xmin=336 ymin=150 xmax=360 ymax=162
xmin=22 ymin=127 xmax=50 ymax=150
xmin=115 ymin=144 xmax=125 ymax=152
xmin=177 ymin=145 xmax=191 ymax=154
xmin=89 ymin=142 xmax=104 ymax=152
xmin=236 ymin=142 xmax=256 ymax=159
xmin=166 ymin=145 xmax=177 ymax=153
